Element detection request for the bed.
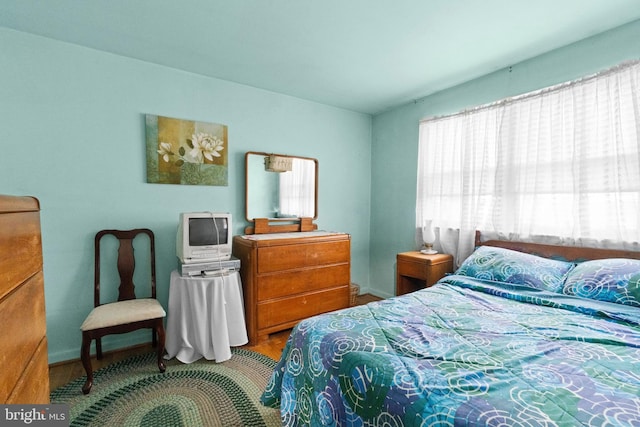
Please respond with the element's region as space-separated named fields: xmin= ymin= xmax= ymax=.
xmin=261 ymin=236 xmax=640 ymax=426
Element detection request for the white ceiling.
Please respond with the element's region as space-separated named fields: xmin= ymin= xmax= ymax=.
xmin=2 ymin=0 xmax=640 ymax=115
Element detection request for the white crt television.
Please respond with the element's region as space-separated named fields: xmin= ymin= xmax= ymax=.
xmin=176 ymin=212 xmax=232 ymax=264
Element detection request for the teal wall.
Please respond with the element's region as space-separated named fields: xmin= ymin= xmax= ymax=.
xmin=3 ymin=18 xmax=640 ymax=363
xmin=0 ymin=28 xmax=372 ymax=363
xmin=369 ymin=19 xmax=640 ymax=298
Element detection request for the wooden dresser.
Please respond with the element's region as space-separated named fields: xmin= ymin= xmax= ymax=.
xmin=0 ymin=195 xmax=49 ymax=403
xmin=233 ymin=232 xmax=350 ymax=344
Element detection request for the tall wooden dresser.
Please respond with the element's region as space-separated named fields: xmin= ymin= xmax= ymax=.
xmin=0 ymin=195 xmax=49 ymax=403
xmin=233 ymin=232 xmax=350 ymax=344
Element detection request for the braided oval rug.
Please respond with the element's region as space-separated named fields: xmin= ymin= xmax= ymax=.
xmin=50 ymin=349 xmax=281 ymax=427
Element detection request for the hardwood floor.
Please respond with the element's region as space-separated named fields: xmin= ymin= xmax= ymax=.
xmin=49 ymin=293 xmax=382 ymax=391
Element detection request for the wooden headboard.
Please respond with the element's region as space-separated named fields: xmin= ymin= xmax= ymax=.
xmin=475 ymin=231 xmax=640 ymax=262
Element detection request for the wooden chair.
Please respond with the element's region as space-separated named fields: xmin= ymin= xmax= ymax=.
xmin=80 ymin=229 xmax=166 ymax=394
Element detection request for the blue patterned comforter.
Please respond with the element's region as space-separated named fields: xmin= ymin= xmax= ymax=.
xmin=261 ymin=276 xmax=640 ymax=426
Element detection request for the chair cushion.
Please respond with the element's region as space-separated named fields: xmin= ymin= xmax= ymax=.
xmin=81 ymin=298 xmax=166 ymax=331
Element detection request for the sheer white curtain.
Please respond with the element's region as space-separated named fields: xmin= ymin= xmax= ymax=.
xmin=417 ymin=61 xmax=640 ymax=266
xmin=279 ymin=158 xmax=315 ymax=217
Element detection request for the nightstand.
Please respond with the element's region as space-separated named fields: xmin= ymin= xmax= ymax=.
xmin=396 ymin=252 xmax=454 ymax=295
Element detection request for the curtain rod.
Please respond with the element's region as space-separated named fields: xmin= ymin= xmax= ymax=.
xmin=420 ymin=59 xmax=640 ymax=124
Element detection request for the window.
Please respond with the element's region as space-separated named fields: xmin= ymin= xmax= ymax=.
xmin=417 ymin=61 xmax=640 ymax=263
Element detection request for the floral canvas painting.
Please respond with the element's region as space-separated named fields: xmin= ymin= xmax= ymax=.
xmin=145 ymin=114 xmax=228 ymax=186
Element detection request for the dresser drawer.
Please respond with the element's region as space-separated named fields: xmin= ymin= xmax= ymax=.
xmin=396 ymin=253 xmax=452 ymax=281
xmin=257 ymin=285 xmax=350 ymax=330
xmin=257 ymin=264 xmax=349 ymax=300
xmin=396 ymin=258 xmax=428 ymax=280
xmin=0 ymin=271 xmax=46 ymax=401
xmin=0 ymin=210 xmax=42 ymax=301
xmin=257 ymin=240 xmax=349 ymax=274
xmin=6 ymin=338 xmax=49 ymax=404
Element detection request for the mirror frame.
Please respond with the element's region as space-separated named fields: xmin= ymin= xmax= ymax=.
xmin=244 ymin=151 xmax=319 ymax=224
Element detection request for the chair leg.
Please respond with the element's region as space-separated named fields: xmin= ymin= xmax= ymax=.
xmin=152 ymin=329 xmax=157 ymax=348
xmin=156 ymin=322 xmax=166 ymax=373
xmin=96 ymin=337 xmax=103 ymax=360
xmin=80 ymin=333 xmax=94 ymax=394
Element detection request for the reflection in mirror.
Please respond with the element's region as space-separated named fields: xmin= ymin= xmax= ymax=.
xmin=246 ymin=152 xmax=318 ymax=221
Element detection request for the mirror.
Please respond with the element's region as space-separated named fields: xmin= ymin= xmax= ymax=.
xmin=245 ymin=152 xmax=318 ymax=222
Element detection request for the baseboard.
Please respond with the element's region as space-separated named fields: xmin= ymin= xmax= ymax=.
xmin=48 ymin=342 xmax=152 ymax=369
